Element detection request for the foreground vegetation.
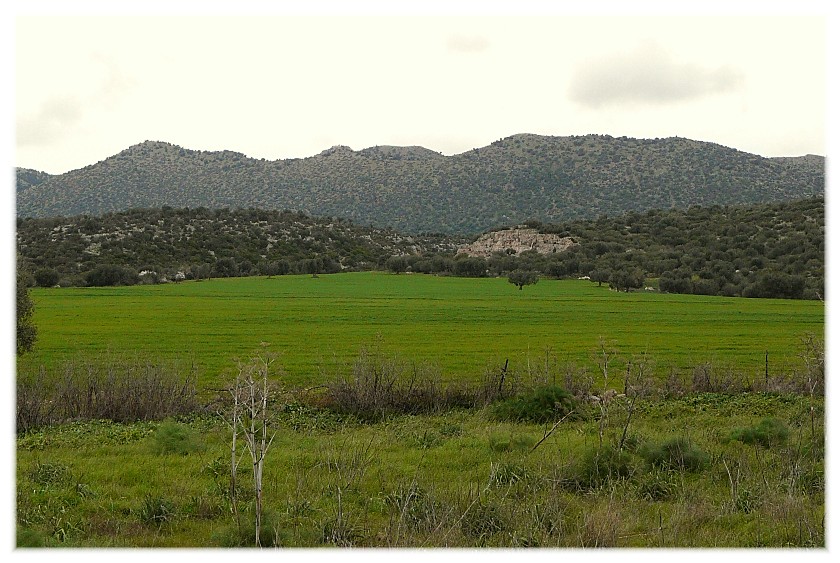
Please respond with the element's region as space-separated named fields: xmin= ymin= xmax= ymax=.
xmin=16 ymin=272 xmax=824 ymax=547
xmin=17 ymin=373 xmax=824 ymax=547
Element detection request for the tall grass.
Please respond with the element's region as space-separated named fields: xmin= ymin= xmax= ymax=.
xmin=17 ymin=357 xmax=199 ymax=433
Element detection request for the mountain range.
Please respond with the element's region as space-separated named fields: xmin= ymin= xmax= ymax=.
xmin=16 ymin=134 xmax=824 ymax=234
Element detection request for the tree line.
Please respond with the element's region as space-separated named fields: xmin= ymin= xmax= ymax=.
xmin=16 ymin=198 xmax=823 ymax=300
xmin=384 ymin=198 xmax=824 ymax=300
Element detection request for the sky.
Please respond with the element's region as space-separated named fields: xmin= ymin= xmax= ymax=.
xmin=10 ymin=1 xmax=833 ymax=175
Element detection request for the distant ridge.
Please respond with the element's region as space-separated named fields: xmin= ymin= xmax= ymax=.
xmin=16 ymin=134 xmax=824 ymax=234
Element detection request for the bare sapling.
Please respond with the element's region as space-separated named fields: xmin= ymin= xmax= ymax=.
xmin=798 ymin=333 xmax=824 ymax=445
xmin=590 ymin=337 xmax=618 ymax=450
xmin=227 ymin=350 xmax=278 ymax=546
xmin=617 ymin=352 xmax=652 ymax=452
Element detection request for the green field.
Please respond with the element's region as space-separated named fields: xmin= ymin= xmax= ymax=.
xmin=16 ymin=272 xmax=826 ymax=547
xmin=20 ymin=272 xmax=824 ymax=388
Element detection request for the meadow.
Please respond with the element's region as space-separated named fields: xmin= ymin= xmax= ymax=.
xmin=20 ymin=272 xmax=824 ymax=388
xmin=16 ymin=272 xmax=825 ymax=547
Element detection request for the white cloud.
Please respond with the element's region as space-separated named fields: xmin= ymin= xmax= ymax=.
xmin=17 ymin=97 xmax=83 ymax=147
xmin=569 ymin=41 xmax=744 ymax=109
xmin=446 ymin=34 xmax=490 ymax=54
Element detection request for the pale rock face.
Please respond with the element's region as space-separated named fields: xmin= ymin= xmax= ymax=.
xmin=457 ymin=228 xmax=577 ymax=258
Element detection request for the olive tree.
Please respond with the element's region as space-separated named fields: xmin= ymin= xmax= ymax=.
xmin=508 ymin=270 xmax=540 ymax=290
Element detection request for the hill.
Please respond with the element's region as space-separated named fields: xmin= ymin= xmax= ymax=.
xmin=16 ymin=134 xmax=824 ymax=234
xmin=16 ymin=207 xmax=464 ymax=286
xmin=17 ymin=197 xmax=823 ymax=300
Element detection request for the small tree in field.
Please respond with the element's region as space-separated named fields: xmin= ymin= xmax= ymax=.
xmin=225 ymin=349 xmax=278 ymax=546
xmin=508 ymin=270 xmax=539 ymax=290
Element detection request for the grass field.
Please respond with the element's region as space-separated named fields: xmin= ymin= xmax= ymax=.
xmin=20 ymin=272 xmax=824 ymax=388
xmin=16 ymin=272 xmax=826 ymax=547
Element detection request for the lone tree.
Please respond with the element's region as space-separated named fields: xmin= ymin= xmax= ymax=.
xmin=508 ymin=270 xmax=540 ymax=290
xmin=17 ymin=267 xmax=37 ymax=354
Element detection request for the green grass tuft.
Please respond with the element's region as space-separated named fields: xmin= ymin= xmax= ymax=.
xmin=640 ymin=436 xmax=708 ymax=472
xmin=730 ymin=417 xmax=790 ymax=448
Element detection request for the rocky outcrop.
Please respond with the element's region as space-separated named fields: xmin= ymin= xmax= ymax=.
xmin=457 ymin=228 xmax=577 ymax=258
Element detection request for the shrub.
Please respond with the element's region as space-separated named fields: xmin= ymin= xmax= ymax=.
xmin=572 ymin=446 xmax=635 ymax=489
xmin=730 ymin=417 xmax=790 ymax=448
xmin=16 ymin=358 xmax=199 ymax=433
xmin=640 ymin=436 xmax=708 ymax=472
xmin=325 ymin=346 xmax=472 ymax=420
xmin=150 ymin=420 xmax=205 ymax=455
xmin=491 ymin=385 xmax=578 ymax=424
xmin=85 ymin=264 xmax=138 ymax=287
xmin=34 ymin=267 xmax=60 ymax=287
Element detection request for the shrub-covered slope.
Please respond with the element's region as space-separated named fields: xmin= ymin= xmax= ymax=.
xmin=16 ymin=134 xmax=824 ymax=234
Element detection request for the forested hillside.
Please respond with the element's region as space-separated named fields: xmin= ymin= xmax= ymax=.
xmin=393 ymin=197 xmax=825 ymax=300
xmin=16 ymin=134 xmax=824 ymax=233
xmin=16 ymin=207 xmax=463 ymax=287
xmin=17 ymin=198 xmax=823 ymax=300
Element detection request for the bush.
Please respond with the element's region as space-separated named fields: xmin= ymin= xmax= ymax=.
xmin=16 ymin=358 xmax=199 ymax=433
xmin=640 ymin=436 xmax=708 ymax=472
xmin=150 ymin=420 xmax=205 ymax=455
xmin=570 ymin=446 xmax=635 ymax=490
xmin=730 ymin=417 xmax=790 ymax=448
xmin=491 ymin=385 xmax=578 ymax=424
xmin=85 ymin=264 xmax=139 ymax=286
xmin=34 ymin=267 xmax=60 ymax=287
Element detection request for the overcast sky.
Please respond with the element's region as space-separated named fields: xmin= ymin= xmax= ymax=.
xmin=12 ymin=2 xmax=831 ymax=175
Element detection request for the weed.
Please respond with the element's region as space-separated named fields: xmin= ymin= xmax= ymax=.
xmin=489 ymin=462 xmax=529 ymax=487
xmin=735 ymin=487 xmax=761 ymax=514
xmin=385 ymin=483 xmax=439 ymax=533
xmin=406 ymin=429 xmax=443 ymax=449
xmin=730 ymin=418 xmax=790 ymax=448
xmin=150 ymin=420 xmax=205 ymax=455
xmin=487 ymin=432 xmax=535 ymax=453
xmin=640 ymin=436 xmax=708 ymax=472
xmin=17 ymin=527 xmax=47 ymax=547
xmin=460 ymin=499 xmax=508 ymax=543
xmin=491 ymin=385 xmax=578 ymax=424
xmin=438 ymin=422 xmax=462 ymax=437
xmin=184 ymin=494 xmax=224 ymax=520
xmin=571 ymin=446 xmax=635 ymax=490
xmin=137 ymin=495 xmax=177 ymax=527
xmin=636 ymin=468 xmax=679 ymax=501
xmin=214 ymin=509 xmax=284 ymax=547
xmin=29 ymin=461 xmax=72 ymax=486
